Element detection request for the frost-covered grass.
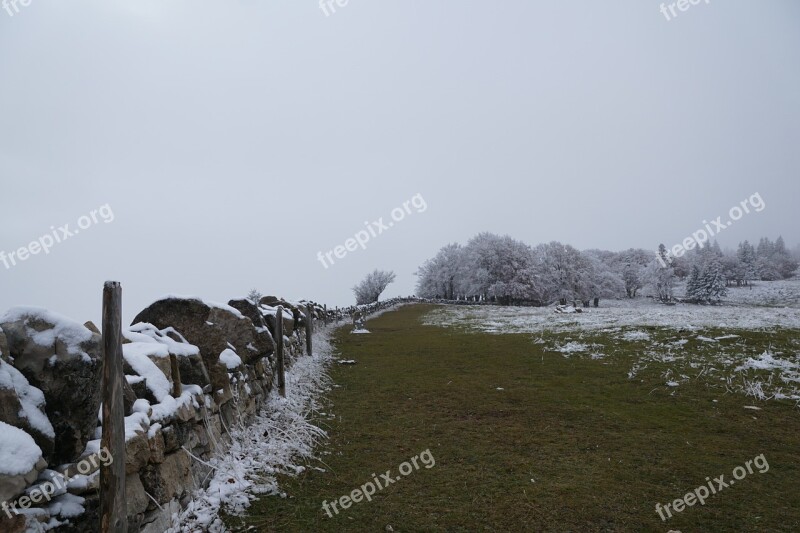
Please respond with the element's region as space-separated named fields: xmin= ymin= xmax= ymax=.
xmin=423 ymin=296 xmax=800 ymax=334
xmin=231 ymin=304 xmax=800 ymax=532
xmin=423 ymin=282 xmax=800 ymax=406
xmin=167 ymin=330 xmax=335 ymax=532
xmin=536 ymin=326 xmax=800 ymax=404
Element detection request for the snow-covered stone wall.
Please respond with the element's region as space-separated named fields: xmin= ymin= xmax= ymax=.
xmin=0 ymin=295 xmax=329 ymax=533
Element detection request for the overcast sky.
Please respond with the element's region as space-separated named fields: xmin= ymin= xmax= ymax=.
xmin=1 ymin=0 xmax=798 ymax=324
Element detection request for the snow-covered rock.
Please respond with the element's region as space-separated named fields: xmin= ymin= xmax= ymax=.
xmin=132 ymin=296 xmax=276 ymax=406
xmin=0 ymin=421 xmax=47 ymax=502
xmin=0 ymin=307 xmax=102 ymax=464
xmin=0 ymin=360 xmax=55 ymax=460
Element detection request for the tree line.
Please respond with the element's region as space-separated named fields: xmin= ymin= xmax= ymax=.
xmin=415 ymin=233 xmax=798 ymax=306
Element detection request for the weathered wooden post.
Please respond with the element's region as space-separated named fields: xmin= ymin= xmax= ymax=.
xmin=100 ymin=281 xmax=127 ymax=533
xmin=276 ymin=306 xmax=286 ymax=397
xmin=323 ymin=304 xmax=328 ymax=326
xmin=306 ymin=303 xmax=313 ymax=356
xmin=169 ymin=353 xmax=182 ymax=398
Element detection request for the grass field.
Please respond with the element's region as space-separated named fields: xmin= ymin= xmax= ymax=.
xmin=229 ymin=304 xmax=800 ymax=532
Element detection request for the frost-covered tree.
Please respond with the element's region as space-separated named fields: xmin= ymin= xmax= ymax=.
xmin=736 ymin=240 xmax=758 ymax=286
xmin=685 ymin=257 xmax=726 ymax=303
xmin=415 ymin=243 xmax=465 ymax=299
xmin=701 ymin=258 xmax=728 ymax=302
xmin=353 ymin=269 xmax=397 ymax=305
xmin=246 ymin=289 xmax=263 ymax=305
xmin=646 ymin=244 xmax=675 ymax=303
xmin=755 ymin=236 xmax=799 ymax=280
xmin=460 ymin=233 xmax=540 ymax=303
xmin=670 ymin=254 xmax=691 ymax=279
xmin=583 ymin=252 xmax=626 ymax=305
xmin=533 ymin=242 xmax=597 ymax=304
xmin=609 ymin=249 xmax=651 ymax=298
xmin=720 ymin=255 xmax=740 ymax=287
xmin=685 ymin=265 xmax=704 ymax=303
xmin=774 ymin=237 xmax=799 ymax=278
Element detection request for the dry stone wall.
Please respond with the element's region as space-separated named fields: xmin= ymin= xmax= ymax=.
xmin=0 ymin=295 xmax=414 ymax=532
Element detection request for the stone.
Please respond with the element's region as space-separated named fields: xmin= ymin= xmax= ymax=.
xmin=140 ymin=499 xmax=180 ymax=533
xmin=148 ymin=428 xmax=166 ymax=464
xmin=126 ymin=432 xmax=152 ymax=475
xmin=0 ymin=309 xmax=103 ymax=464
xmin=0 ymin=360 xmax=55 ymax=461
xmin=263 ymin=311 xmax=295 ymax=338
xmin=133 ymin=298 xmax=264 ymax=405
xmin=140 ymin=451 xmax=192 ymax=506
xmin=0 ymin=512 xmax=49 ymax=533
xmin=161 ymin=425 xmax=180 ymax=454
xmin=126 ymin=473 xmax=149 ymax=520
xmin=0 ymin=515 xmax=30 ymax=533
xmin=0 ymin=455 xmax=47 ymax=502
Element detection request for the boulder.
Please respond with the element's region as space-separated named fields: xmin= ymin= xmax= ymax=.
xmin=227 ymin=299 xmax=266 ymax=330
xmin=262 ymin=308 xmax=295 ymax=338
xmin=0 ymin=421 xmax=48 ymax=502
xmin=0 ymin=308 xmax=102 ymax=464
xmin=0 ymin=360 xmax=55 ymax=461
xmin=0 ymin=326 xmax=9 ymax=363
xmin=132 ymin=299 xmax=231 ymax=403
xmin=132 ymin=298 xmax=273 ymax=404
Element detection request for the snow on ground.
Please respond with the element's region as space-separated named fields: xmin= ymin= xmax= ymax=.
xmin=422 ymin=294 xmax=800 ymax=335
xmin=167 ymin=329 xmax=335 ymax=532
xmin=422 ymin=281 xmax=800 ymax=405
xmin=697 ymin=279 xmax=800 ymax=308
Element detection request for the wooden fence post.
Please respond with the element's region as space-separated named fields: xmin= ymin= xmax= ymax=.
xmin=306 ymin=304 xmax=313 ymax=356
xmin=169 ymin=353 xmax=182 ymax=398
xmin=323 ymin=304 xmax=328 ymax=326
xmin=100 ymin=281 xmax=127 ymax=533
xmin=276 ymin=306 xmax=285 ymax=397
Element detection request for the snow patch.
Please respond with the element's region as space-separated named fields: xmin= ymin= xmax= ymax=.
xmin=220 ymin=349 xmax=242 ymax=370
xmin=0 ymin=420 xmax=42 ymax=476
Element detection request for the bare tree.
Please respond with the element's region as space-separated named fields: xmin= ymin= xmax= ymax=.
xmin=353 ymin=270 xmax=397 ymax=305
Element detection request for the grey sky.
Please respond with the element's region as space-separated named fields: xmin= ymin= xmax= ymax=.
xmin=1 ymin=0 xmax=798 ymax=324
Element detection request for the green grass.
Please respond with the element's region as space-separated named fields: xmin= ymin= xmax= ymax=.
xmin=228 ymin=304 xmax=800 ymax=532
